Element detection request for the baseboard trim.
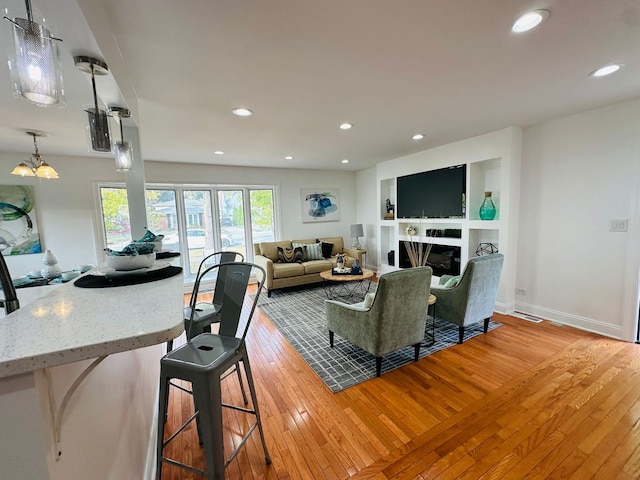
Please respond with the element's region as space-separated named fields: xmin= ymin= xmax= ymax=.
xmin=514 ymin=301 xmax=623 ymax=340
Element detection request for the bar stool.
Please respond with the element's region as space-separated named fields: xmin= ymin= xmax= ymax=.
xmin=156 ymin=262 xmax=270 ymax=480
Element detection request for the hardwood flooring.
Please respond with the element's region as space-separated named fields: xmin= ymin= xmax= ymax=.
xmin=160 ymin=287 xmax=640 ymax=479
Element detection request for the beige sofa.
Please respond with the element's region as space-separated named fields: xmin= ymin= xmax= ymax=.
xmin=253 ymin=236 xmax=364 ymax=297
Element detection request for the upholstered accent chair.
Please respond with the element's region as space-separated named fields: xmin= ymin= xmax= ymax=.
xmin=431 ymin=253 xmax=504 ymax=344
xmin=325 ymin=266 xmax=432 ymax=377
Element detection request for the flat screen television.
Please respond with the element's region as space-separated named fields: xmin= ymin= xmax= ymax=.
xmin=396 ymin=165 xmax=466 ymax=218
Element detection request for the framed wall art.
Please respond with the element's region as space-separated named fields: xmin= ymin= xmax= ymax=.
xmin=0 ymin=185 xmax=42 ymax=255
xmin=301 ymin=188 xmax=340 ymax=223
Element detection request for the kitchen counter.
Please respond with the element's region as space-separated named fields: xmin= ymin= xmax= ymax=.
xmin=0 ymin=270 xmax=184 ymax=377
xmin=0 ymin=267 xmax=184 ymax=480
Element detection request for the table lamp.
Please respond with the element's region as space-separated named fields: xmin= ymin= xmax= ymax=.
xmin=350 ymin=224 xmax=364 ymax=249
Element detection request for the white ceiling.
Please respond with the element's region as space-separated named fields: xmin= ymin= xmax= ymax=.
xmin=1 ymin=0 xmax=639 ymax=171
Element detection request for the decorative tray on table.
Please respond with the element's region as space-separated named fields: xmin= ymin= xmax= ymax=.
xmin=331 ymin=268 xmax=361 ymax=275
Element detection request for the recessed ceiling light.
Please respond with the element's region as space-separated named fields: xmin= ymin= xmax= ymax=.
xmin=339 ymin=123 xmax=353 ymax=130
xmin=232 ymin=108 xmax=253 ymax=117
xmin=512 ymin=10 xmax=549 ymax=33
xmin=341 ymin=159 xmax=349 ymax=164
xmin=412 ymin=134 xmax=424 ymax=140
xmin=284 ymin=155 xmax=294 ymax=160
xmin=214 ymin=150 xmax=224 ymax=155
xmin=590 ymin=64 xmax=622 ymax=77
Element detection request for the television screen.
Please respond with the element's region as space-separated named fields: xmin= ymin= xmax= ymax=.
xmin=397 ymin=165 xmax=466 ymax=218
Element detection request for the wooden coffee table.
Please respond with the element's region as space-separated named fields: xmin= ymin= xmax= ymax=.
xmin=320 ymin=268 xmax=374 ymax=303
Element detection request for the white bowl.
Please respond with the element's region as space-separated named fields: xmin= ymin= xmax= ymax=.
xmin=105 ymin=253 xmax=156 ymax=271
xmin=151 ymin=240 xmax=163 ymax=252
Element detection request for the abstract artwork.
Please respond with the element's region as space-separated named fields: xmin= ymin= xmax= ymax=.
xmin=0 ymin=185 xmax=42 ymax=255
xmin=301 ymin=188 xmax=340 ymax=223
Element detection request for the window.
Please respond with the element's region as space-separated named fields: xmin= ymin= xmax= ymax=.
xmin=98 ymin=184 xmax=277 ymax=283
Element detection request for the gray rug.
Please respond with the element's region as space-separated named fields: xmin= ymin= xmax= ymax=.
xmin=254 ymin=285 xmax=501 ymax=393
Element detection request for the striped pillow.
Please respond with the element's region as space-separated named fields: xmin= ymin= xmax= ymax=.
xmin=292 ymin=242 xmax=323 ymax=261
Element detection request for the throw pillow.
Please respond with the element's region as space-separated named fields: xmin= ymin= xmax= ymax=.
xmin=318 ymin=241 xmax=334 ymax=259
xmin=443 ymin=275 xmax=461 ymax=288
xmin=363 ymin=292 xmax=376 ymax=309
xmin=292 ymin=242 xmax=323 ymax=261
xmin=277 ymin=246 xmax=305 ymax=263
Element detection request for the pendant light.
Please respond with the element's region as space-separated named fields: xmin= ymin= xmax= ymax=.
xmin=109 ymin=107 xmax=133 ymax=172
xmin=3 ymin=0 xmax=64 ymax=106
xmin=11 ymin=131 xmax=59 ymax=179
xmin=74 ymin=55 xmax=111 ymax=153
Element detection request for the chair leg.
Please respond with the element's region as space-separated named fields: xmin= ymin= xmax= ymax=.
xmin=329 ymin=330 xmax=334 ymax=347
xmin=267 ymin=289 xmax=272 ymax=298
xmin=242 ymin=354 xmax=272 ymax=465
xmin=458 ymin=326 xmax=464 ymax=344
xmin=375 ymin=357 xmax=382 ymax=377
xmin=156 ymin=373 xmax=169 ymax=480
xmin=483 ymin=318 xmax=490 ymax=333
xmin=235 ymin=361 xmax=248 ymax=405
xmin=414 ymin=343 xmax=421 ymax=361
xmin=192 ymin=374 xmax=224 ymax=480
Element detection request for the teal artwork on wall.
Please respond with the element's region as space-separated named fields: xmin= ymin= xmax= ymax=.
xmin=0 ymin=185 xmax=42 ymax=255
xmin=301 ymin=188 xmax=340 ymax=223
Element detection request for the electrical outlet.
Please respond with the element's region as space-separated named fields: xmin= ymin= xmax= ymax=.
xmin=609 ymin=219 xmax=628 ymax=232
xmin=515 ymin=288 xmax=526 ymax=295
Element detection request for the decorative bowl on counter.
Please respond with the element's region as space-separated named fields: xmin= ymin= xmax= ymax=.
xmin=105 ymin=253 xmax=156 ymax=271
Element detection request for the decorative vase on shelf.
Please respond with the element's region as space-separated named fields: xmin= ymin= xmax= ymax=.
xmin=41 ymin=249 xmax=62 ymax=280
xmin=479 ymin=192 xmax=496 ymax=220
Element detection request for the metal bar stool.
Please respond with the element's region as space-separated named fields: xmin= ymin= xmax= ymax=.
xmin=156 ymin=262 xmax=270 ymax=479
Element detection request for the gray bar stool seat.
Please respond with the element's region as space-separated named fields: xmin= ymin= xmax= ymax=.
xmin=156 ymin=262 xmax=270 ymax=480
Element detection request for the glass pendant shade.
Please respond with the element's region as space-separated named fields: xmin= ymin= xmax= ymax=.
xmin=7 ymin=16 xmax=64 ymax=107
xmin=35 ymin=161 xmax=58 ymax=179
xmin=114 ymin=141 xmax=133 ymax=172
xmin=86 ymin=107 xmax=112 ymax=153
xmin=11 ymin=163 xmax=36 ymax=176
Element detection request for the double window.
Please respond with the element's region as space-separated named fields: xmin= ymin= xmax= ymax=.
xmin=98 ymin=185 xmax=276 ymax=281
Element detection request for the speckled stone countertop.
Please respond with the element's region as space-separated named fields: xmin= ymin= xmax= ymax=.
xmin=0 ymin=269 xmax=184 ymax=378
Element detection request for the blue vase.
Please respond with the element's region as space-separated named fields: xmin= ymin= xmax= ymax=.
xmin=479 ymin=192 xmax=496 ymax=220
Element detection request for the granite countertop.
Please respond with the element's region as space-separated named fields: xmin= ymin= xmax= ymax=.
xmin=0 ymin=269 xmax=184 ymax=378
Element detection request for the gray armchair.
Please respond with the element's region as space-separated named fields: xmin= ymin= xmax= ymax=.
xmin=431 ymin=253 xmax=504 ymax=344
xmin=325 ymin=266 xmax=432 ymax=377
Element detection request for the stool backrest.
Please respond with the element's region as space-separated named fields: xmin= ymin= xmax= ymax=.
xmin=195 ymin=251 xmax=244 ymax=286
xmin=186 ymin=262 xmax=266 ymax=340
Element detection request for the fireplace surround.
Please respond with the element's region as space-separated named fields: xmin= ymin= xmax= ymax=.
xmin=398 ymin=242 xmax=461 ymax=277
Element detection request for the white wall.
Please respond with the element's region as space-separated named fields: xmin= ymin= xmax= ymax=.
xmin=0 ymin=153 xmax=119 ymax=276
xmin=517 ymin=98 xmax=640 ymax=340
xmin=145 ymin=161 xmax=358 ymax=242
xmin=355 ymin=167 xmax=377 ymax=269
xmin=0 ymin=153 xmax=358 ymax=280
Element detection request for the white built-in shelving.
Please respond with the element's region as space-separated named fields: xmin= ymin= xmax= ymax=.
xmin=375 ymin=127 xmax=521 ymax=313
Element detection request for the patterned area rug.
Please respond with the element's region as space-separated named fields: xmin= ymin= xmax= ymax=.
xmin=255 ymin=285 xmax=501 ymax=393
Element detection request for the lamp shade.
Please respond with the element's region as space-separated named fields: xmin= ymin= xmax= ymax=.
xmin=7 ymin=17 xmax=64 ymax=107
xmin=114 ymin=141 xmax=133 ymax=172
xmin=350 ymin=224 xmax=364 ymax=238
xmin=86 ymin=107 xmax=112 ymax=152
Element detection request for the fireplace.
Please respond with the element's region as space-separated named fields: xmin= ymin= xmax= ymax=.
xmin=398 ymin=241 xmax=461 ymax=277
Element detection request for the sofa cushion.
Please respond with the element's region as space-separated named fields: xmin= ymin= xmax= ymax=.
xmin=278 ymin=246 xmax=305 ymax=263
xmin=318 ymin=241 xmax=334 ymax=258
xmin=272 ymin=262 xmax=305 ymax=279
xmin=318 ymin=237 xmax=343 ymax=256
xmin=292 ymin=242 xmax=323 ymax=261
xmin=259 ymin=240 xmax=292 ymax=262
xmin=303 ymin=259 xmax=334 ymax=274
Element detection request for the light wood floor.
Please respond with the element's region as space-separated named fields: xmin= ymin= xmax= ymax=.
xmin=160 ymin=286 xmax=640 ymax=479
